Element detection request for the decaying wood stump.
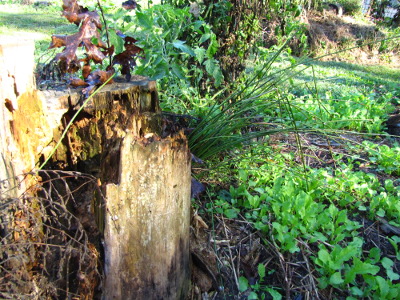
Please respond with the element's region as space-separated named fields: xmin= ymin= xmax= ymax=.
xmin=1 ymin=37 xmax=191 ymax=299
xmin=0 ymin=37 xmax=62 ymax=297
xmin=42 ymin=78 xmax=192 ymax=299
xmin=103 ymin=132 xmax=191 ymax=299
xmin=0 ymin=38 xmax=42 ymax=197
xmin=40 ymin=79 xmax=192 ymax=299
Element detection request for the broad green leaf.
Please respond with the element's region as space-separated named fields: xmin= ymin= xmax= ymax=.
xmin=194 ymin=47 xmax=206 ymax=64
xmin=330 ymin=272 xmax=344 ymax=285
xmin=204 ymin=59 xmax=216 ymax=76
xmin=212 ymin=66 xmax=223 ymax=87
xmin=254 ymin=187 xmax=265 ymax=194
xmin=238 ymin=170 xmax=248 ymax=181
xmin=254 ymin=221 xmax=268 ymax=232
xmin=199 ymin=33 xmax=211 ymax=44
xmin=224 ymin=208 xmax=238 ymax=219
xmin=266 ymin=288 xmax=282 ymax=300
xmin=318 ymin=276 xmax=329 ymax=289
xmin=376 ymin=276 xmax=389 ymax=298
xmin=171 ymin=64 xmax=186 ymax=80
xmin=248 ymin=292 xmax=258 ymax=300
xmin=310 ymin=232 xmax=327 ymax=243
xmin=368 ymin=247 xmax=381 ymax=264
xmin=108 ymin=30 xmax=124 ymax=54
xmin=172 ymin=40 xmax=195 ymax=56
xmin=351 ymin=257 xmax=380 ymax=276
xmin=387 ymin=269 xmax=400 ymax=281
xmin=238 ymin=276 xmax=249 ymax=292
xmin=377 ymin=208 xmax=385 ymax=217
xmin=382 ymin=257 xmax=394 ymax=270
xmin=149 ymin=60 xmax=168 ymax=80
xmin=258 ymin=263 xmax=266 ymax=279
xmin=206 ymin=35 xmax=218 ymax=57
xmin=388 ymin=283 xmax=400 ymax=298
xmin=345 ymin=257 xmax=379 ymax=283
xmin=111 ymin=8 xmax=127 ymax=21
xmin=192 ymin=20 xmax=204 ymax=31
xmin=136 ymin=12 xmax=153 ymax=29
xmin=317 ymin=248 xmax=331 ymax=266
xmin=350 ymin=286 xmax=364 ymax=296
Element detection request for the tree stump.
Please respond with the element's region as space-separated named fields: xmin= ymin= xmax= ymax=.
xmin=42 ymin=78 xmax=192 ymax=299
xmin=103 ymin=132 xmax=191 ymax=299
xmin=1 ymin=37 xmax=191 ymax=299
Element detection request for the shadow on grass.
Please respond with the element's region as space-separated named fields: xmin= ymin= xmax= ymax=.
xmin=296 ymin=59 xmax=400 ymax=94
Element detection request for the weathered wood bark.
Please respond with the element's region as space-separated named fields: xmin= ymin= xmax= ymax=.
xmin=0 ymin=37 xmax=52 ymax=196
xmin=104 ymin=133 xmax=191 ymax=299
xmin=0 ymin=37 xmax=62 ymax=297
xmin=1 ymin=38 xmax=191 ymax=299
xmin=44 ymin=79 xmax=192 ymax=300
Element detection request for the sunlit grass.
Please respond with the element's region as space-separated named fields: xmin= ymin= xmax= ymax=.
xmin=0 ymin=3 xmax=76 ymax=61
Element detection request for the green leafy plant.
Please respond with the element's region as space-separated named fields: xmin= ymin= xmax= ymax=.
xmin=336 ymin=0 xmax=363 ymax=16
xmin=124 ymin=3 xmax=223 ymax=92
xmin=239 ymin=263 xmax=282 ymax=300
xmin=363 ymin=141 xmax=400 ymax=175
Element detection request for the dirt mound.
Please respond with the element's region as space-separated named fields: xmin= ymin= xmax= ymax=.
xmin=306 ymin=11 xmax=400 ymax=66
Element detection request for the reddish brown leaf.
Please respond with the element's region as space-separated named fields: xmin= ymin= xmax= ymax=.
xmin=122 ymin=0 xmax=137 ymax=10
xmin=102 ymin=45 xmax=114 ymax=58
xmin=113 ymin=36 xmax=143 ymax=81
xmin=82 ymin=58 xmax=91 ymax=79
xmin=50 ymin=14 xmax=106 ymax=73
xmin=86 ymin=68 xmax=115 ymax=86
xmin=62 ymin=0 xmax=88 ymax=25
xmin=81 ymin=67 xmax=114 ymax=97
xmin=69 ymin=78 xmax=89 ymax=87
xmin=60 ymin=0 xmax=104 ymax=28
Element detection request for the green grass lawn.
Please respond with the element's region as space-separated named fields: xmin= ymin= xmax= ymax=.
xmin=0 ymin=3 xmax=78 ymax=61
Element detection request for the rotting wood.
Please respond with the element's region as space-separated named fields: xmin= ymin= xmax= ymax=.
xmin=0 ymin=37 xmax=39 ymax=197
xmin=41 ymin=77 xmax=191 ymax=299
xmin=1 ymin=36 xmax=191 ymax=298
xmin=103 ymin=131 xmax=191 ymax=299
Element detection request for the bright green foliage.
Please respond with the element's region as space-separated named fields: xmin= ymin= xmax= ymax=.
xmin=125 ymin=4 xmax=223 ymax=90
xmin=209 ymin=142 xmax=400 ymax=298
xmin=287 ymin=91 xmax=394 ymax=132
xmin=363 ymin=141 xmax=400 ymax=175
xmin=247 ymin=49 xmax=398 ymax=133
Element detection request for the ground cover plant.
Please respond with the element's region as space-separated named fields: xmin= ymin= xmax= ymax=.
xmin=1 ymin=0 xmax=400 ymax=299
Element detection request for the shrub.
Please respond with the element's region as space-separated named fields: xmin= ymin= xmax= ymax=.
xmin=336 ymin=0 xmax=363 ymax=16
